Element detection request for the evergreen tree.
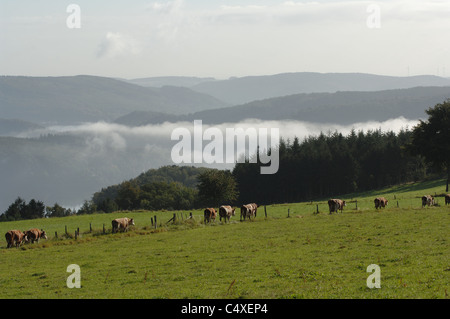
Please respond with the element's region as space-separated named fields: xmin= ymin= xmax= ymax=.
xmin=409 ymin=100 xmax=450 ymax=191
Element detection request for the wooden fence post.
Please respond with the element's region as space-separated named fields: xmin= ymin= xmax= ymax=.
xmin=89 ymin=223 xmax=92 ymax=233
xmin=316 ymin=204 xmax=319 ymax=214
xmin=65 ymin=225 xmax=68 ymax=236
xmin=154 ymin=216 xmax=157 ymax=229
xmin=55 ymin=231 xmax=58 ymax=239
xmin=264 ymin=205 xmax=267 ymax=218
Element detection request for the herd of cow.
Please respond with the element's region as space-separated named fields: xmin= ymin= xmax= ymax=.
xmin=5 ymin=228 xmax=47 ymax=248
xmin=327 ymin=194 xmax=449 ymax=214
xmin=4 ymin=195 xmax=449 ymax=249
xmin=203 ymin=204 xmax=258 ymax=223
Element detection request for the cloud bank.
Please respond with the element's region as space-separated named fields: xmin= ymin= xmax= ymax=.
xmin=24 ymin=116 xmax=419 ymax=170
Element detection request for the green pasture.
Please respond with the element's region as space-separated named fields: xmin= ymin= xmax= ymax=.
xmin=0 ymin=179 xmax=448 ymax=298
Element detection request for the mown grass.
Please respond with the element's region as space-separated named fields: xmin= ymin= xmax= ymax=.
xmin=0 ymin=179 xmax=448 ymax=298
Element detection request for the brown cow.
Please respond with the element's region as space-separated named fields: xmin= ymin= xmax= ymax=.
xmin=421 ymin=195 xmax=434 ymax=208
xmin=248 ymin=203 xmax=259 ymax=217
xmin=374 ymin=197 xmax=388 ymax=210
xmin=445 ymin=194 xmax=450 ymax=205
xmin=112 ymin=217 xmax=135 ymax=233
xmin=219 ymin=205 xmax=235 ymax=223
xmin=25 ymin=228 xmax=47 ymax=244
xmin=5 ymin=230 xmax=27 ymax=248
xmin=328 ymin=199 xmax=346 ymax=214
xmin=240 ymin=204 xmax=256 ymax=220
xmin=203 ymin=208 xmax=217 ymax=224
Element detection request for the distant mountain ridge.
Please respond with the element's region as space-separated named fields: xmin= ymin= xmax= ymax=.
xmin=126 ymin=76 xmax=216 ymax=88
xmin=190 ymin=72 xmax=450 ymax=105
xmin=0 ymin=75 xmax=228 ymax=125
xmin=2 ymin=73 xmax=450 ymax=126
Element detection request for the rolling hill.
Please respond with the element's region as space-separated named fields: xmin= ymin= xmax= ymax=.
xmin=115 ymin=86 xmax=450 ymax=126
xmin=190 ymin=72 xmax=450 ymax=105
xmin=0 ymin=75 xmax=228 ymax=125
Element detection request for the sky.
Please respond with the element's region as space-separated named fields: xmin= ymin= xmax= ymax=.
xmin=1 ymin=0 xmax=450 ymax=79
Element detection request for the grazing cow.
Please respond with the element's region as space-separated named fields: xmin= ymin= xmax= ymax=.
xmin=445 ymin=194 xmax=450 ymax=205
xmin=219 ymin=205 xmax=235 ymax=223
xmin=5 ymin=230 xmax=27 ymax=248
xmin=421 ymin=195 xmax=434 ymax=208
xmin=374 ymin=197 xmax=388 ymax=210
xmin=25 ymin=228 xmax=47 ymax=244
xmin=328 ymin=199 xmax=346 ymax=214
xmin=112 ymin=217 xmax=135 ymax=233
xmin=203 ymin=208 xmax=217 ymax=224
xmin=240 ymin=204 xmax=256 ymax=220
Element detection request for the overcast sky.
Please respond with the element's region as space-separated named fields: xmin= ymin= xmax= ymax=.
xmin=1 ymin=0 xmax=449 ymax=79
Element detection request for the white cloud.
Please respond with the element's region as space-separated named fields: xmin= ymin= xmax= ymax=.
xmin=36 ymin=116 xmax=418 ymax=154
xmin=97 ymin=32 xmax=142 ymax=58
xmin=147 ymin=0 xmax=188 ymax=43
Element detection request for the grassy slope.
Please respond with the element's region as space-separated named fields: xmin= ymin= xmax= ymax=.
xmin=0 ymin=179 xmax=448 ymax=299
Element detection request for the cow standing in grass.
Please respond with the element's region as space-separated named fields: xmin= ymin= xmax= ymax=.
xmin=112 ymin=217 xmax=135 ymax=233
xmin=25 ymin=228 xmax=47 ymax=244
xmin=204 ymin=208 xmax=217 ymax=224
xmin=374 ymin=197 xmax=388 ymax=210
xmin=248 ymin=203 xmax=259 ymax=217
xmin=328 ymin=199 xmax=346 ymax=214
xmin=5 ymin=230 xmax=27 ymax=248
xmin=421 ymin=195 xmax=434 ymax=208
xmin=219 ymin=205 xmax=235 ymax=223
xmin=240 ymin=204 xmax=256 ymax=221
xmin=445 ymin=194 xmax=450 ymax=205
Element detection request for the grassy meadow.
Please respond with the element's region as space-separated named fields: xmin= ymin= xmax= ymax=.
xmin=0 ymin=179 xmax=448 ymax=299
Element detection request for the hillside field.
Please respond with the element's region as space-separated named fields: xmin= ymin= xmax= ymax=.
xmin=0 ymin=179 xmax=448 ymax=299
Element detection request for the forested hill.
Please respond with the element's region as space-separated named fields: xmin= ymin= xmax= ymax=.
xmin=233 ymin=129 xmax=428 ymax=205
xmin=115 ymin=86 xmax=450 ymax=126
xmin=189 ymin=86 xmax=450 ymax=125
xmin=91 ymin=166 xmax=211 ymax=212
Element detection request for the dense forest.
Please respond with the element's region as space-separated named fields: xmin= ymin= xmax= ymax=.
xmin=233 ymin=128 xmax=427 ymax=205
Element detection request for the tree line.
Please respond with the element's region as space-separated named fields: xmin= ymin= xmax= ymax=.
xmin=0 ymin=197 xmax=102 ymax=221
xmin=233 ymin=128 xmax=425 ymax=205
